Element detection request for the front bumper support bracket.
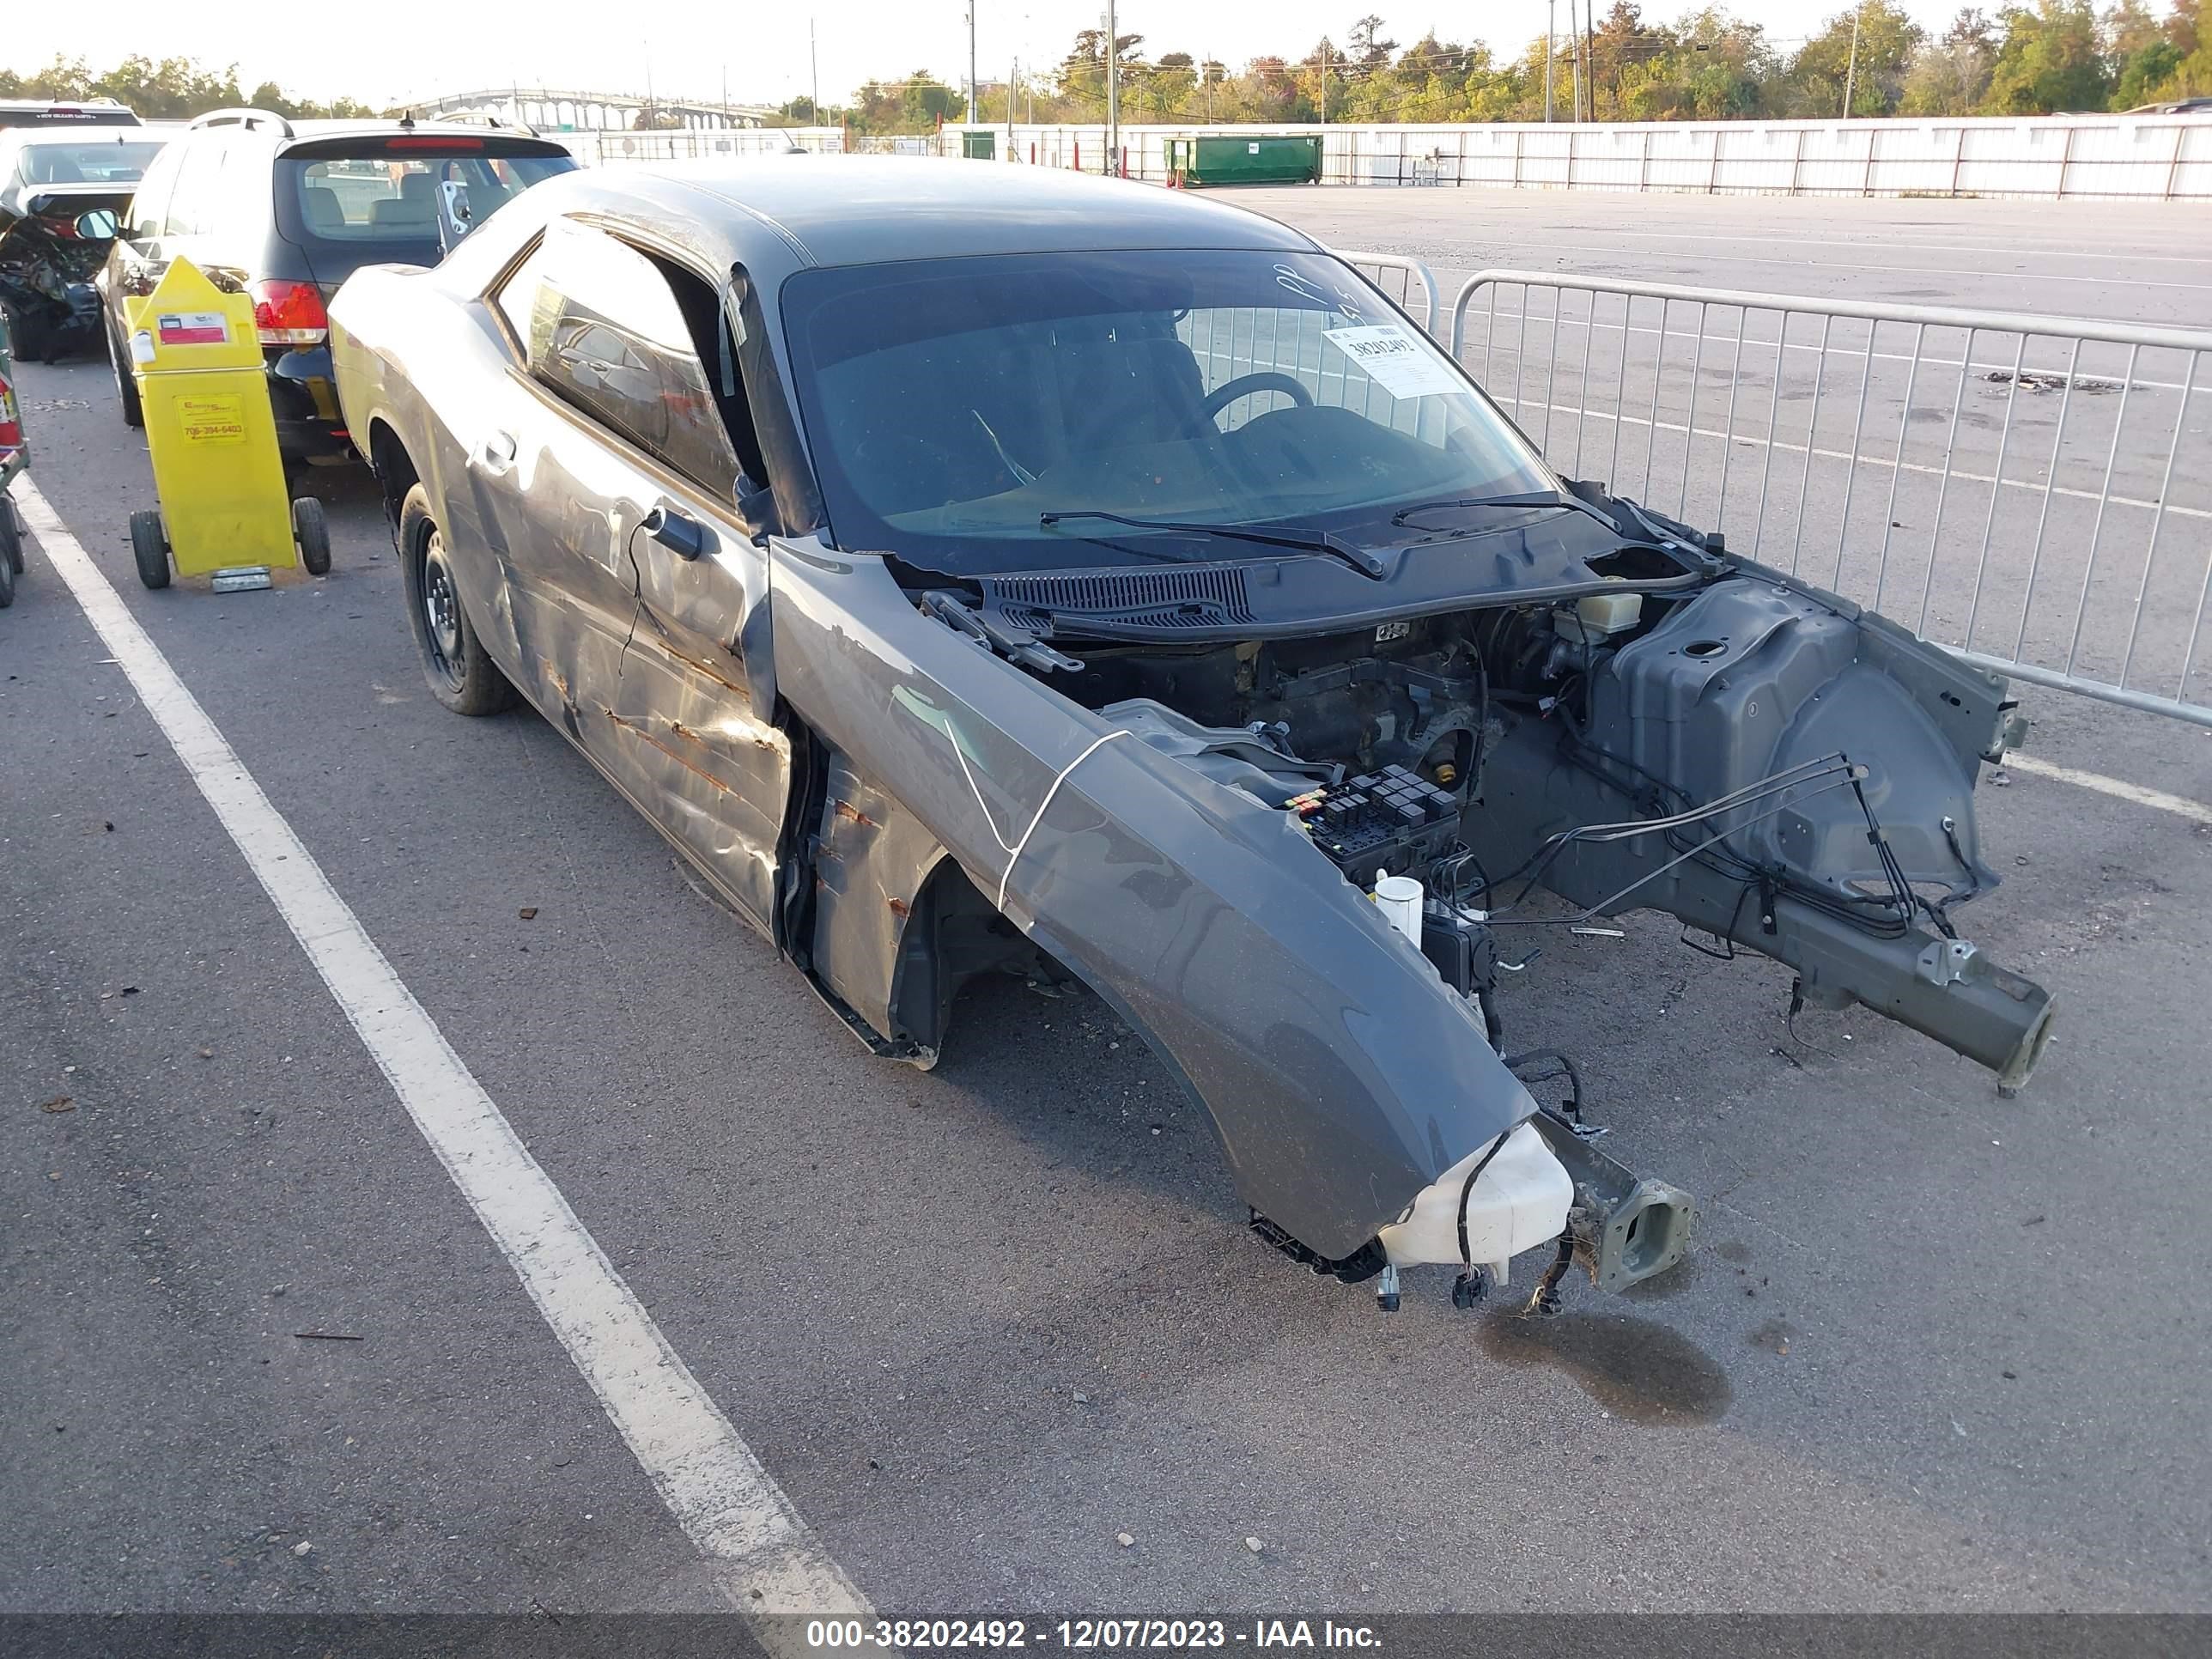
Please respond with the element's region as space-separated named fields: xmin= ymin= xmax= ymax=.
xmin=1525 ymin=1110 xmax=1700 ymax=1293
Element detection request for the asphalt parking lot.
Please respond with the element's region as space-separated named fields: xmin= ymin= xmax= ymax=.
xmin=4 ymin=185 xmax=2210 ymax=1630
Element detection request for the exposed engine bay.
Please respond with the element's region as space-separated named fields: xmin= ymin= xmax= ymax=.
xmin=924 ymin=553 xmax=2056 ymax=1311
xmin=1041 ymin=568 xmax=2050 ymax=1084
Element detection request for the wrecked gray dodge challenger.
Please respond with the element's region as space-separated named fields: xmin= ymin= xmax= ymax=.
xmin=330 ymin=159 xmax=2052 ymax=1312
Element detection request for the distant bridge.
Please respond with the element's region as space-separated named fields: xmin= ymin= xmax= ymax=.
xmin=406 ymin=87 xmax=775 ymax=133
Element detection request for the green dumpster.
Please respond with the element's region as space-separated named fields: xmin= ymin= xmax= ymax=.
xmin=962 ymin=131 xmax=997 ymax=161
xmin=1166 ymin=134 xmax=1322 ymax=187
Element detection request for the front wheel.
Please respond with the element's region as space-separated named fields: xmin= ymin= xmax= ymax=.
xmin=130 ymin=509 xmax=169 ymax=590
xmin=0 ymin=524 xmax=15 ymax=609
xmin=108 ymin=319 xmax=143 ymax=429
xmin=398 ymin=483 xmax=514 ymax=716
xmin=0 ymin=494 xmax=23 ymax=575
xmin=292 ymin=496 xmax=331 ymax=575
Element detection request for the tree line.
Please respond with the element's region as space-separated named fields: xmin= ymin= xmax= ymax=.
xmin=0 ymin=54 xmax=379 ymax=120
xmin=797 ymin=1 xmax=2208 ymax=133
xmin=7 ymin=3 xmax=2205 ymax=137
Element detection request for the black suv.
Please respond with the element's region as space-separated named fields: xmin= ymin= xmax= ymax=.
xmin=98 ymin=109 xmax=574 ymax=465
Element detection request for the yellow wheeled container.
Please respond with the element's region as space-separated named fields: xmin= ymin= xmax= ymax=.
xmin=122 ymin=256 xmax=329 ymax=590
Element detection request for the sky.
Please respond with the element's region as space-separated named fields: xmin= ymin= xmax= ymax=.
xmin=11 ymin=2 xmax=1996 ymax=112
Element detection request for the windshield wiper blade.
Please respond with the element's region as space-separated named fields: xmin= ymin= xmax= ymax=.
xmin=1038 ymin=510 xmax=1388 ymax=580
xmin=1396 ymin=488 xmax=1658 ymax=547
xmin=1389 ymin=490 xmax=1581 ymax=529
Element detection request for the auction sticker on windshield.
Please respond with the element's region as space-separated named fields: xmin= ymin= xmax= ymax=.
xmin=1324 ymin=323 xmax=1462 ymax=398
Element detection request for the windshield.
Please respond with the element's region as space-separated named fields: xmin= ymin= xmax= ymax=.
xmin=15 ymin=138 xmax=164 ymax=186
xmin=277 ymin=149 xmax=572 ymax=255
xmin=780 ymin=248 xmax=1555 ymax=575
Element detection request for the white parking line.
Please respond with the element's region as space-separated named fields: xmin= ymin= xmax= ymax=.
xmin=15 ymin=480 xmax=869 ymax=1642
xmin=2002 ymin=753 xmax=2212 ymax=825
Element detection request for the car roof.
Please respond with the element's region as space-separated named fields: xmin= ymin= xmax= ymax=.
xmin=277 ymin=118 xmax=565 ymax=147
xmin=605 ymin=155 xmax=1320 ymax=268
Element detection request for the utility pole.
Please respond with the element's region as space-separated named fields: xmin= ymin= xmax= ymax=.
xmin=967 ymin=0 xmax=978 ymax=131
xmin=1008 ymin=55 xmax=1016 ymax=150
xmin=1586 ymin=0 xmax=1597 ymax=121
xmin=811 ymin=18 xmax=819 ymax=119
xmin=1320 ymin=44 xmax=1328 ymax=125
xmin=1842 ymin=2 xmax=1863 ymax=118
xmin=1104 ymin=0 xmax=1119 ymax=174
xmin=1545 ymin=0 xmax=1555 ymax=123
xmin=1568 ymin=0 xmax=1581 ymax=122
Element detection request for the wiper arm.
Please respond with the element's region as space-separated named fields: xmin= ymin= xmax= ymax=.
xmin=1392 ymin=489 xmax=1637 ymax=544
xmin=1389 ymin=490 xmax=1579 ymax=529
xmin=1038 ymin=509 xmax=1388 ymax=580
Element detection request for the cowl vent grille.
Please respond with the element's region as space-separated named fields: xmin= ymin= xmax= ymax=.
xmin=981 ymin=565 xmax=1255 ymax=623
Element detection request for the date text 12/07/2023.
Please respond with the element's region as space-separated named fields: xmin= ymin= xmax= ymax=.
xmin=804 ymin=1618 xmax=1384 ymax=1650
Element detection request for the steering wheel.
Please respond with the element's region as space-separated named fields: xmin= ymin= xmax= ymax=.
xmin=1202 ymin=371 xmax=1314 ymax=424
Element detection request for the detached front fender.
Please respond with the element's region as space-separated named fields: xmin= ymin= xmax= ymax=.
xmin=768 ymin=542 xmax=1533 ymax=1259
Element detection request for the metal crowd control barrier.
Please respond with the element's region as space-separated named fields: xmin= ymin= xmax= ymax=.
xmin=1334 ymin=249 xmax=1440 ymax=337
xmin=1448 ymin=270 xmax=2212 ymax=727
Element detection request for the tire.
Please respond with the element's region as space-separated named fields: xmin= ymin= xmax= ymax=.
xmin=108 ymin=318 xmax=143 ymax=429
xmin=0 ymin=495 xmax=22 ymax=575
xmin=398 ymin=483 xmax=514 ymax=716
xmin=130 ymin=509 xmax=169 ymax=590
xmin=0 ymin=530 xmax=15 ymax=608
xmin=292 ymin=495 xmax=331 ymax=575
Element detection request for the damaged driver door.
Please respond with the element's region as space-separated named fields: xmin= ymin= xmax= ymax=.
xmin=489 ymin=218 xmax=787 ymax=928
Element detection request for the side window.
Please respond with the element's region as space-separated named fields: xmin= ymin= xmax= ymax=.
xmin=126 ymin=143 xmax=182 ymax=241
xmin=162 ymin=141 xmax=227 ymax=238
xmin=499 ymin=220 xmax=741 ymax=496
xmin=491 ymin=241 xmax=545 ymax=346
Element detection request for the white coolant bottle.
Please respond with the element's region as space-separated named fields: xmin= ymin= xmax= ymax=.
xmin=1376 ymin=1121 xmax=1573 ymax=1284
xmin=1373 ymin=873 xmax=1423 ymax=945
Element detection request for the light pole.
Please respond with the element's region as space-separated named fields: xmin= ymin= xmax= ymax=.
xmin=1545 ymin=0 xmax=1554 ymax=123
xmin=1586 ymin=0 xmax=1597 ymax=120
xmin=811 ymin=17 xmax=819 ymax=120
xmin=1842 ymin=1 xmax=1863 ymax=118
xmin=1568 ymin=0 xmax=1581 ymax=122
xmin=1104 ymin=0 xmax=1119 ymax=174
xmin=967 ymin=0 xmax=978 ymax=131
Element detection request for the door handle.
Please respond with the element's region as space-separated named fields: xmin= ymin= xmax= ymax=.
xmin=477 ymin=429 xmax=517 ymax=473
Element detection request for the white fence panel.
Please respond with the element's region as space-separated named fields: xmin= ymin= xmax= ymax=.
xmin=1643 ymin=127 xmax=1715 ymax=191
xmin=1870 ymin=126 xmax=1961 ymax=195
xmin=1793 ymin=127 xmax=1870 ymax=192
xmin=1957 ymin=125 xmax=2067 ymax=195
xmin=931 ymin=115 xmax=2212 ymax=199
xmin=1715 ymin=126 xmax=1800 ymax=192
xmin=1462 ymin=129 xmax=1521 ymax=186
